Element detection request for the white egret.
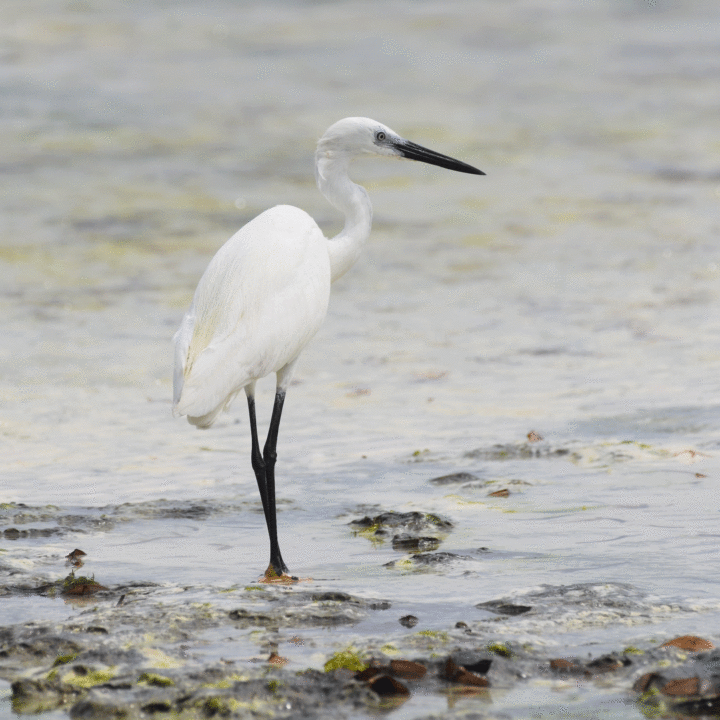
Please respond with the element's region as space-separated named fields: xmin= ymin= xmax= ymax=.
xmin=173 ymin=117 xmax=484 ymax=580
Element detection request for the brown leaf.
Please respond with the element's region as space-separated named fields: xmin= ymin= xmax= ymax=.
xmin=549 ymin=658 xmax=589 ymax=676
xmin=661 ymin=636 xmax=714 ymax=652
xmin=488 ymin=489 xmax=509 ymax=498
xmin=390 ymin=659 xmax=426 ymax=680
xmin=443 ymin=657 xmax=489 ymax=686
xmin=455 ymin=668 xmax=489 ymax=686
xmin=662 ymin=677 xmax=700 ymax=696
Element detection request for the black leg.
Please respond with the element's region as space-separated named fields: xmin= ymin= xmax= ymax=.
xmin=247 ymin=394 xmax=269 ymax=517
xmin=246 ymin=391 xmax=290 ymax=578
xmin=263 ymin=390 xmax=288 ymax=575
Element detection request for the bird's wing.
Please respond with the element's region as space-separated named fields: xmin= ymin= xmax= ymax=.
xmin=172 ymin=305 xmax=195 ymax=410
xmin=174 ymin=205 xmax=331 ymax=421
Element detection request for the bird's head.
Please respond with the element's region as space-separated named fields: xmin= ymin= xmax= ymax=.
xmin=316 ymin=117 xmax=484 ymax=175
xmin=317 ymin=117 xmax=397 ymax=159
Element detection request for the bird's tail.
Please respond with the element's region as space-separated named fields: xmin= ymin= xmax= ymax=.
xmin=184 ymin=388 xmax=241 ymax=429
xmin=187 ymin=405 xmax=224 ymax=429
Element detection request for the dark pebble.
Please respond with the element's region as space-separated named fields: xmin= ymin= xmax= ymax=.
xmin=476 ymin=601 xmax=532 ymax=615
xmin=429 ymin=472 xmax=480 ymax=485
xmin=368 ymin=674 xmax=409 ymax=697
xmin=391 ymin=535 xmax=440 ymax=552
xmin=349 ymin=511 xmax=452 ymax=532
xmin=399 ymin=615 xmax=418 ymax=628
xmin=411 ymin=552 xmax=468 ymax=566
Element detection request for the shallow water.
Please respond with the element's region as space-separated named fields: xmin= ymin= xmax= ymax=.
xmin=2 ymin=0 xmax=720 ymax=717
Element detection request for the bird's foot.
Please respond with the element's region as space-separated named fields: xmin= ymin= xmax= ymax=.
xmin=260 ymin=564 xmax=300 ymax=584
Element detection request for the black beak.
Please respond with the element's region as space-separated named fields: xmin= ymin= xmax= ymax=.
xmin=393 ymin=139 xmax=485 ymax=175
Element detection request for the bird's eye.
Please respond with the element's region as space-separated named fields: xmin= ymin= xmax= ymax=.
xmin=375 ymin=131 xmax=386 ymax=142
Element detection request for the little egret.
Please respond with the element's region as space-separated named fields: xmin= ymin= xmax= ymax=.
xmin=173 ymin=117 xmax=484 ymax=580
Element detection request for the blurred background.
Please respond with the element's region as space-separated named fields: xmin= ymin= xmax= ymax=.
xmin=3 ymin=0 xmax=718 ymax=499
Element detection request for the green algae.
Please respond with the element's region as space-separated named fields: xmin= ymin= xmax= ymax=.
xmin=52 ymin=653 xmax=79 ymax=667
xmin=323 ymin=648 xmax=367 ymax=673
xmin=61 ymin=571 xmax=106 ymax=595
xmin=61 ymin=667 xmax=117 ymax=688
xmin=138 ymin=672 xmax=175 ymax=687
xmin=487 ymin=643 xmax=513 ymax=658
xmin=200 ymin=673 xmax=250 ymax=689
xmin=417 ymin=630 xmax=449 ymax=641
xmin=201 ymin=696 xmax=245 ymax=715
xmin=624 ymin=646 xmax=645 ymax=655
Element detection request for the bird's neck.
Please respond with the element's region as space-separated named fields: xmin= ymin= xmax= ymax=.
xmin=315 ymin=153 xmax=373 ymax=283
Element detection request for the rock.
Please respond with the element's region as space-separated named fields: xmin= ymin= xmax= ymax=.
xmin=391 ymin=535 xmax=440 ymax=552
xmin=410 ymin=552 xmax=469 ymax=566
xmin=476 ymin=601 xmax=532 ymax=615
xmin=11 ymin=678 xmax=83 ymax=714
xmin=586 ymin=655 xmax=628 ymax=673
xmin=428 ymin=473 xmax=480 ymax=485
xmin=368 ymin=674 xmax=409 ymax=697
xmin=399 ymin=615 xmax=418 ymax=628
xmin=349 ymin=511 xmax=453 ymax=533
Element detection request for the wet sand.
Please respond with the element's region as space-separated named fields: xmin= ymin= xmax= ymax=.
xmin=2 ymin=568 xmax=720 ymax=718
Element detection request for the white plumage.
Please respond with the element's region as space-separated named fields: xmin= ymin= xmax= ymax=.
xmin=172 ymin=117 xmax=483 ymax=579
xmin=173 ymin=205 xmax=330 ymax=427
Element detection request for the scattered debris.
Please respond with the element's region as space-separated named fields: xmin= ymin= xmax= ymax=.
xmin=442 ymin=656 xmax=490 ymax=687
xmin=465 ymin=443 xmax=570 ymax=460
xmin=487 ymin=488 xmax=510 ymax=497
xmin=661 ymin=635 xmax=714 ymax=652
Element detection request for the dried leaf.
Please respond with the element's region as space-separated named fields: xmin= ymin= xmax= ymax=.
xmin=661 ymin=636 xmax=714 ymax=652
